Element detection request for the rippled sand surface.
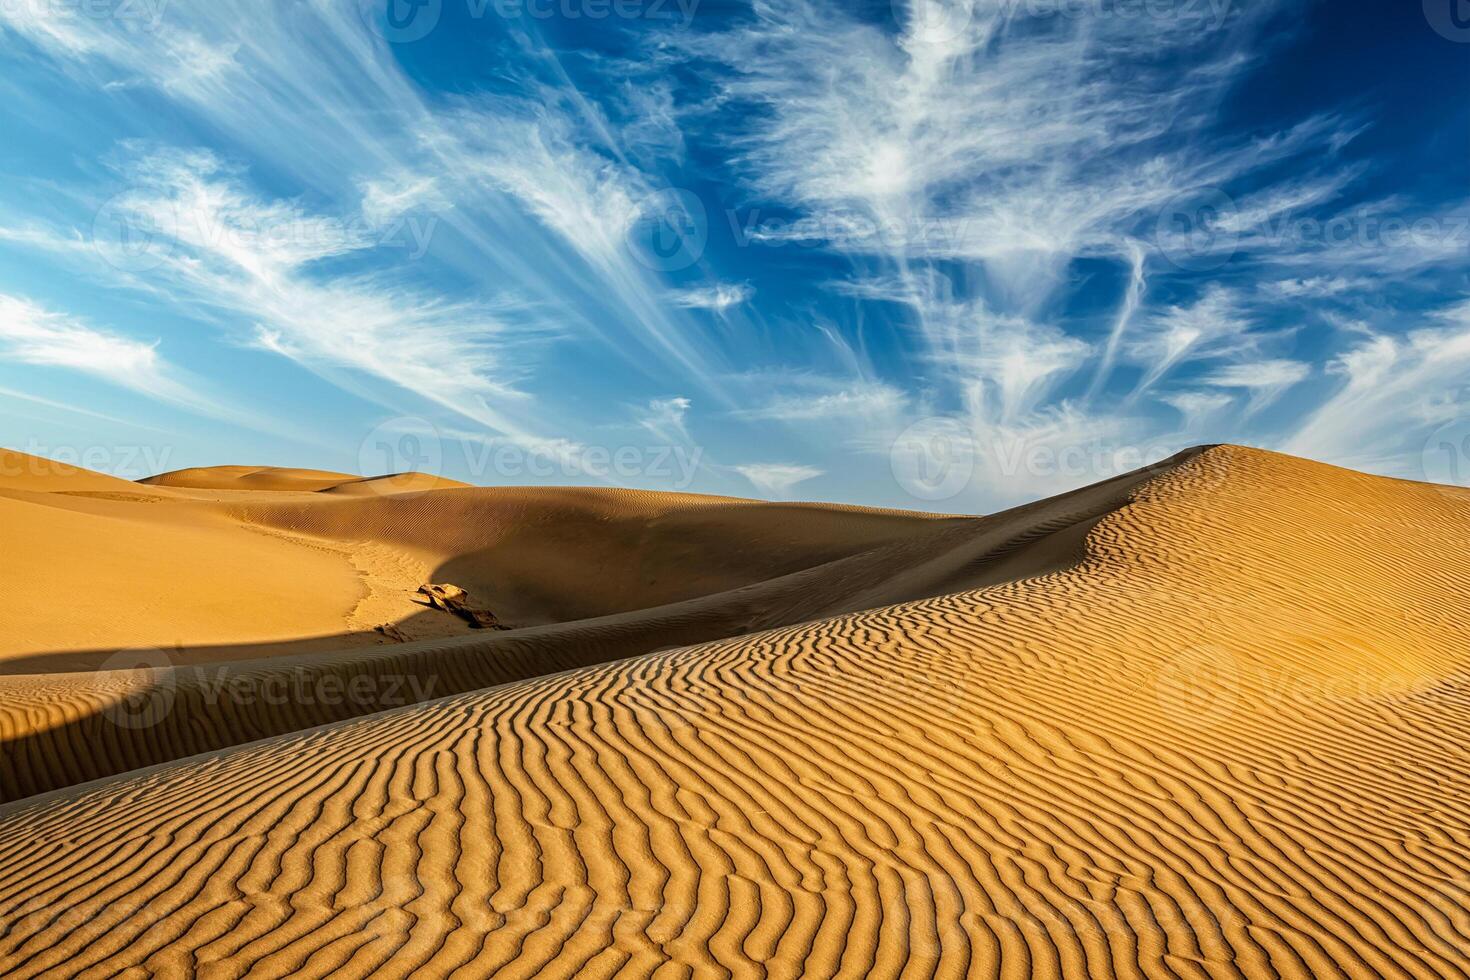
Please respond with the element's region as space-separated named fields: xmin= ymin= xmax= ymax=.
xmin=1 ymin=446 xmax=1466 ymax=978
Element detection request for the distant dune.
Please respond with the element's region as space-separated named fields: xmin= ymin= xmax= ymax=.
xmin=0 ymin=446 xmax=1466 ymax=978
xmin=141 ymin=464 xmax=474 ymax=495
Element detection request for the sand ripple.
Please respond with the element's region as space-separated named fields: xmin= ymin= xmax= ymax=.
xmin=0 ymin=447 xmax=1466 ymax=978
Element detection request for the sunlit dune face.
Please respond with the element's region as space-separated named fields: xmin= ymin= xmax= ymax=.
xmin=0 ymin=447 xmax=1467 ymax=978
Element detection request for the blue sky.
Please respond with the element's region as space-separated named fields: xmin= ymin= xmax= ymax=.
xmin=0 ymin=0 xmax=1466 ymax=510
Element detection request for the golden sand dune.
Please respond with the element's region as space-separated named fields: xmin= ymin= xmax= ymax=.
xmin=0 ymin=455 xmax=947 ymax=673
xmin=229 ymin=484 xmax=967 ymax=626
xmin=0 ymin=446 xmax=1466 ymax=978
xmin=0 ymin=448 xmax=179 ymax=495
xmin=0 ymin=453 xmax=374 ymax=667
xmin=142 ymin=465 xmax=473 ymax=495
xmin=142 ymin=465 xmax=367 ymax=493
xmin=0 ymin=451 xmax=1146 ymax=800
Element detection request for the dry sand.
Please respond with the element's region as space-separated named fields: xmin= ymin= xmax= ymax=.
xmin=0 ymin=445 xmax=1466 ymax=977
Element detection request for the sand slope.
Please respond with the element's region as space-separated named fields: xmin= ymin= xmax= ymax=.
xmin=141 ymin=465 xmax=474 ymax=494
xmin=0 ymin=453 xmax=376 ymax=665
xmin=0 ymin=457 xmax=956 ymax=671
xmin=142 ymin=465 xmax=366 ymax=493
xmin=0 ymin=446 xmax=1466 ymax=978
xmin=0 ymin=453 xmax=1149 ymax=799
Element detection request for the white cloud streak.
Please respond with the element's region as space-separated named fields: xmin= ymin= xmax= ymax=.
xmin=734 ymin=463 xmax=824 ymax=498
xmin=669 ymin=283 xmax=753 ymax=311
xmin=0 ymin=293 xmax=213 ymax=414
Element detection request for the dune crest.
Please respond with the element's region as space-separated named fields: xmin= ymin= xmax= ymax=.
xmin=0 ymin=445 xmax=1466 ymax=978
xmin=141 ymin=465 xmax=474 ymax=495
xmin=0 ymin=449 xmax=1166 ymax=799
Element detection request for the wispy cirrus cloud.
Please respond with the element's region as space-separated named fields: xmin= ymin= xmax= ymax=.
xmin=1126 ymin=287 xmax=1260 ymax=399
xmin=1285 ymin=301 xmax=1470 ymax=476
xmin=637 ymin=396 xmax=693 ymax=444
xmin=0 ymin=0 xmax=1462 ymax=507
xmin=1201 ymin=359 xmax=1311 ymax=415
xmin=669 ymin=283 xmax=752 ymax=311
xmin=734 ymin=379 xmax=907 ymax=424
xmin=1160 ymin=390 xmax=1236 ymax=432
xmin=0 ymin=293 xmax=212 ymax=414
xmin=0 ymin=0 xmax=731 ymax=453
xmin=20 ymin=146 xmax=544 ymax=439
xmin=734 ymin=462 xmax=824 ymax=498
xmin=661 ymin=0 xmax=1391 ymax=505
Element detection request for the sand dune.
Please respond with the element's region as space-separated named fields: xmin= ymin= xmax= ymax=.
xmin=142 ymin=465 xmax=367 ymax=493
xmin=0 ymin=452 xmax=1153 ymax=799
xmin=1 ymin=448 xmax=178 ymax=495
xmin=0 ymin=446 xmax=1466 ymax=978
xmin=0 ymin=455 xmax=951 ymax=672
xmin=0 ymin=453 xmax=377 ymax=667
xmin=142 ymin=465 xmax=473 ymax=495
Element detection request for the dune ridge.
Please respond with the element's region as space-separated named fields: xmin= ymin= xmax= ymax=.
xmin=140 ymin=465 xmax=474 ymax=495
xmin=0 ymin=454 xmax=958 ymax=671
xmin=0 ymin=445 xmax=1466 ymax=977
xmin=0 ymin=451 xmax=1177 ymax=801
